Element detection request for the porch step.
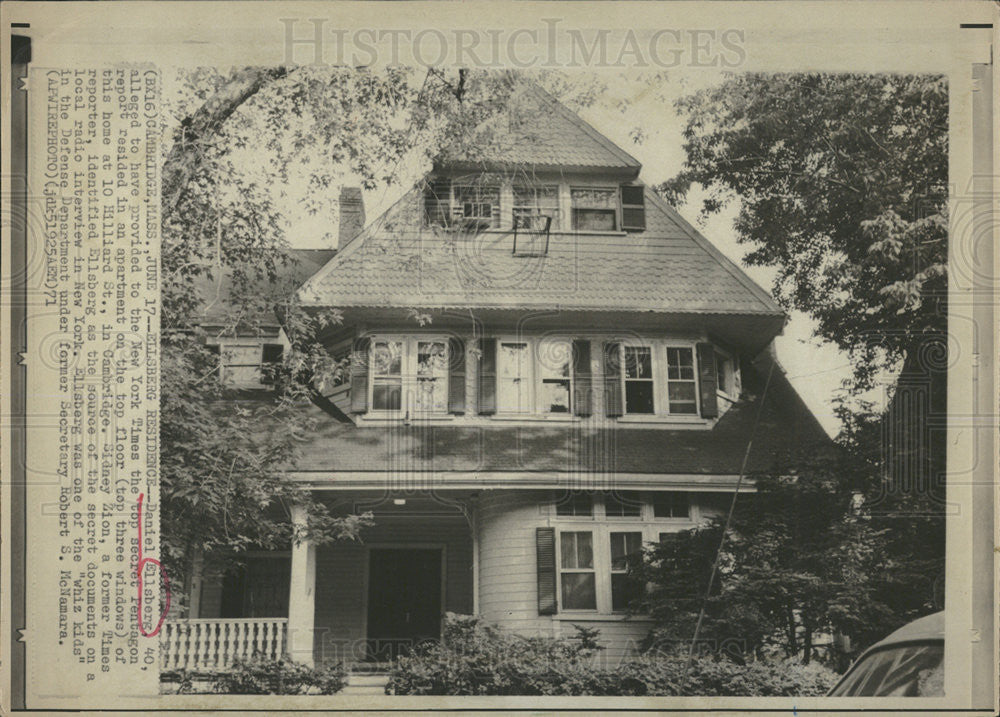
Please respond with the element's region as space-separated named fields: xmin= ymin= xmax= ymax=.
xmin=342 ymin=671 xmax=390 ymax=696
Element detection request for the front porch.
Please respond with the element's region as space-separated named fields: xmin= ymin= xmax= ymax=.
xmin=166 ymin=491 xmax=475 ymax=670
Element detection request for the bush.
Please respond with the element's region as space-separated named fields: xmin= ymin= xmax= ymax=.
xmin=386 ymin=614 xmax=838 ymax=696
xmin=211 ymin=655 xmax=347 ymax=694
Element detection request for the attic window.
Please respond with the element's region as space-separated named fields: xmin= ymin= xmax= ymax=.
xmin=455 ymin=185 xmax=500 ymax=228
xmin=620 ymin=185 xmax=646 ymax=232
xmin=212 ymin=341 xmax=284 ymax=388
xmin=513 ymin=185 xmax=559 ymax=229
xmin=571 ymin=188 xmax=617 ymax=231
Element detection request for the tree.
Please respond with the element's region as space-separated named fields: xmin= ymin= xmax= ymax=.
xmin=662 ymin=73 xmax=947 ymax=392
xmin=639 ymin=446 xmax=897 ymax=666
xmin=649 ymin=73 xmax=948 ymax=664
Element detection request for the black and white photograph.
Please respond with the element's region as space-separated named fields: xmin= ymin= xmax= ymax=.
xmin=2 ymin=1 xmax=997 ymax=713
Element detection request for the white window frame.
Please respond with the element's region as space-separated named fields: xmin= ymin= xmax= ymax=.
xmin=663 ymin=343 xmax=700 ymax=416
xmin=620 ymin=342 xmax=657 ymax=416
xmin=513 ymin=184 xmax=560 ymax=231
xmin=714 ymin=347 xmax=739 ymax=401
xmin=552 ymin=492 xmax=699 ymax=615
xmin=494 ymin=335 xmax=575 ymax=416
xmin=367 ymin=335 xmax=450 ymax=416
xmin=570 ymin=185 xmax=619 ymax=231
xmin=557 ymin=530 xmax=599 ymax=612
xmin=453 ymin=183 xmax=501 ymax=228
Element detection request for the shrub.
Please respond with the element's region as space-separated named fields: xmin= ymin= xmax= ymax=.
xmin=211 ymin=655 xmax=347 ymax=694
xmin=387 ymin=614 xmax=838 ymax=696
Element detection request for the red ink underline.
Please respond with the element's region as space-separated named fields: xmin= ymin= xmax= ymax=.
xmin=136 ymin=492 xmax=171 ymax=637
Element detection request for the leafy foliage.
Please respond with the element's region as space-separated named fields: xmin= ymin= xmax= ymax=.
xmin=209 ymin=655 xmax=347 ymax=694
xmin=386 ymin=614 xmax=836 ymax=696
xmin=661 ymin=73 xmax=947 ymax=391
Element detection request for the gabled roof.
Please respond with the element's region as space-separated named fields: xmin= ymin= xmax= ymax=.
xmin=297 ymin=185 xmax=783 ymax=319
xmin=437 ymin=82 xmax=641 ymax=172
xmin=197 ymin=248 xmax=336 ymax=330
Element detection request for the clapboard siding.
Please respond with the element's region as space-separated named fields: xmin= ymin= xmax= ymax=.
xmin=477 ymin=491 xmax=557 ymax=638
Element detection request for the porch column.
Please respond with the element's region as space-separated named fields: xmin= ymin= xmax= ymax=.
xmin=287 ymin=503 xmax=316 ymax=666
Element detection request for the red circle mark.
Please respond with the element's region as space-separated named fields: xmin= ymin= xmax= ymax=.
xmin=136 ymin=492 xmax=171 ymax=637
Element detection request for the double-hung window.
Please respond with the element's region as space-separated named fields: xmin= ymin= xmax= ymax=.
xmin=666 ymin=347 xmax=698 ymax=414
xmin=513 ymin=185 xmax=559 ymax=230
xmin=571 ymin=188 xmax=617 ymax=231
xmin=369 ymin=337 xmax=449 ymax=415
xmin=559 ymin=531 xmax=596 ymax=610
xmin=623 ymin=346 xmax=655 ymax=414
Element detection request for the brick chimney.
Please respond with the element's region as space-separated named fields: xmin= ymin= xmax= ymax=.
xmin=338 ymin=187 xmax=365 ymax=249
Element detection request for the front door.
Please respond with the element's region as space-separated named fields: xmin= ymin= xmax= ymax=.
xmin=366 ymin=548 xmax=442 ymax=661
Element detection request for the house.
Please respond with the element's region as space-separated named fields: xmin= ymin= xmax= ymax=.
xmin=161 ymin=83 xmax=830 ymax=672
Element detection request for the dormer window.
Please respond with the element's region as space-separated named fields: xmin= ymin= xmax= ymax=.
xmin=210 ymin=340 xmax=284 ymax=389
xmin=455 ymin=184 xmax=500 ymax=228
xmin=571 ymin=188 xmax=617 ymax=231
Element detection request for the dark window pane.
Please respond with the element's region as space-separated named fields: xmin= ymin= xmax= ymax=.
xmin=653 ymin=493 xmax=689 ymax=518
xmin=605 ymin=492 xmax=642 ymax=518
xmin=610 ymin=531 xmax=642 ymax=569
xmin=372 ymin=381 xmax=402 ymax=411
xmin=669 ymin=400 xmax=698 ymax=415
xmin=556 ymin=492 xmax=592 ymax=516
xmin=561 ymin=572 xmax=596 ymax=610
xmin=625 ymin=381 xmax=654 ymax=414
xmin=573 ymin=208 xmax=616 ymax=231
xmin=667 ymin=347 xmax=694 ymax=380
xmin=624 ymin=347 xmax=651 ymax=379
xmin=611 ymin=573 xmax=644 ymax=611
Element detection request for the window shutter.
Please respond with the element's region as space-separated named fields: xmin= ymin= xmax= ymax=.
xmin=477 ymin=337 xmax=497 ymax=415
xmin=696 ymin=342 xmax=718 ymax=418
xmin=536 ymin=527 xmax=558 ymax=615
xmin=603 ymin=342 xmax=623 ymax=417
xmin=349 ymin=336 xmax=371 ymax=413
xmin=620 ymin=184 xmax=646 ymax=232
xmin=572 ymin=339 xmax=592 ymax=417
xmin=448 ymin=336 xmax=466 ymax=414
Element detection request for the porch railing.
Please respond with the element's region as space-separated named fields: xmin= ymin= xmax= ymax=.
xmin=161 ymin=618 xmax=288 ymax=671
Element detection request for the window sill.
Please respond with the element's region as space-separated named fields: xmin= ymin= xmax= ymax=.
xmin=553 ymin=613 xmax=654 ymax=622
xmin=357 ymin=414 xmax=456 ymax=424
xmin=616 ymin=415 xmax=706 ymax=425
xmin=490 ymin=414 xmax=582 ymax=423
